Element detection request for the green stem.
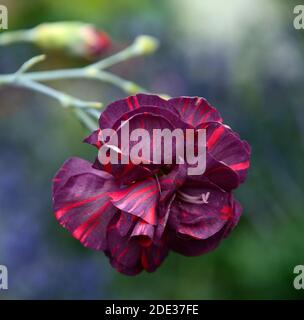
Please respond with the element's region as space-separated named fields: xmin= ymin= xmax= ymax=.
xmin=0 ymin=34 xmax=158 ymax=131
xmin=14 ymin=55 xmax=46 ymax=77
xmin=0 ymin=30 xmax=34 ymax=45
xmin=0 ymin=68 xmax=146 ymax=95
xmin=91 ymin=71 xmax=147 ymax=94
xmin=16 ymin=79 xmax=102 ymax=109
xmin=17 ymin=68 xmax=85 ymax=82
xmin=73 ymin=108 xmax=98 ymax=131
xmin=90 ymin=45 xmax=137 ymax=70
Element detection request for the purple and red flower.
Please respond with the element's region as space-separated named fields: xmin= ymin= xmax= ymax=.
xmin=52 ymin=94 xmax=251 ymax=275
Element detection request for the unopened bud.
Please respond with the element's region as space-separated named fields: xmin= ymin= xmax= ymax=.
xmin=133 ymin=35 xmax=159 ymax=55
xmin=32 ymin=22 xmax=111 ymax=58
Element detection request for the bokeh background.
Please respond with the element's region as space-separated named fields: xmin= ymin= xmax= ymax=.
xmin=0 ymin=0 xmax=304 ymax=299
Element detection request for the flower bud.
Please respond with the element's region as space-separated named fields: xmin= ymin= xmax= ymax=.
xmin=32 ymin=22 xmax=111 ymax=58
xmin=133 ymin=35 xmax=159 ymax=55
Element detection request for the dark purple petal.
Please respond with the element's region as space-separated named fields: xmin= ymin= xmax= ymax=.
xmin=159 ymin=164 xmax=188 ymax=203
xmin=99 ymin=93 xmax=171 ymax=129
xmin=52 ymin=157 xmax=118 ymax=250
xmin=156 ymin=194 xmax=175 ymax=240
xmin=140 ymin=242 xmax=169 ymax=273
xmin=83 ymin=129 xmax=101 ymax=148
xmin=93 ymin=106 xmax=189 ymax=184
xmin=168 ymin=180 xmax=231 ymax=240
xmin=106 ymin=222 xmax=142 ymax=275
xmin=167 ymin=195 xmax=242 ymax=256
xmin=107 ymin=177 xmax=159 ymax=225
xmin=168 ymin=96 xmax=222 ymax=127
xmin=204 ymin=153 xmax=240 ymax=191
xmin=110 ymin=106 xmax=188 ymax=166
xmin=53 ymin=157 xmax=103 ymax=194
xmin=114 ymin=211 xmax=136 ymax=237
xmin=204 ymin=122 xmax=251 ymax=183
xmin=105 ymin=215 xmax=168 ymax=275
xmin=111 ymin=105 xmax=187 ymax=132
xmin=223 ymin=197 xmax=242 ymax=237
xmin=131 ymin=219 xmax=154 ymax=240
xmin=93 ymin=156 xmax=153 ymax=185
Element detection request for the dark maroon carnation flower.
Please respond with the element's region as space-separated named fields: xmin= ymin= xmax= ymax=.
xmin=52 ymin=94 xmax=251 ymax=275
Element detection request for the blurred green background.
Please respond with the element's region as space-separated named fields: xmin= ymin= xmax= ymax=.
xmin=0 ymin=0 xmax=304 ymax=299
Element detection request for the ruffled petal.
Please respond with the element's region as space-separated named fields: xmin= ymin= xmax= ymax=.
xmin=107 ymin=177 xmax=159 ymax=225
xmin=200 ymin=153 xmax=240 ymax=191
xmin=105 ymin=214 xmax=168 ymax=275
xmin=159 ymin=164 xmax=188 ymax=202
xmin=99 ymin=93 xmax=171 ymax=129
xmin=204 ymin=122 xmax=251 ymax=183
xmin=131 ymin=219 xmax=154 ymax=240
xmin=168 ymin=195 xmax=242 ymax=256
xmin=168 ymin=180 xmax=231 ymax=240
xmin=83 ymin=129 xmax=101 ymax=149
xmin=114 ymin=211 xmax=136 ymax=237
xmin=168 ymin=96 xmax=222 ymax=127
xmin=92 ymin=156 xmax=153 ymax=185
xmin=52 ymin=157 xmax=118 ymax=250
xmin=89 ymin=106 xmax=189 ymax=184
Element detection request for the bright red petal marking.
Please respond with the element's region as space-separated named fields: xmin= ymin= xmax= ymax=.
xmin=103 ymin=162 xmax=113 ymax=173
xmin=127 ymin=97 xmax=134 ymax=110
xmin=80 ymin=218 xmax=100 ymax=243
xmin=119 ymin=163 xmax=135 ymax=177
xmin=55 ymin=193 xmax=106 ymax=220
xmin=133 ymin=95 xmax=140 ymax=109
xmin=127 ymin=189 xmax=158 ymax=211
xmin=160 ymin=178 xmax=173 ymax=184
xmin=181 ymin=98 xmax=190 ymax=113
xmin=220 ymin=205 xmax=232 ymax=220
xmin=127 ymin=96 xmax=140 ymax=111
xmin=197 ymin=99 xmax=209 ymax=115
xmin=207 ymin=126 xmax=225 ymax=150
xmin=230 ymin=160 xmax=250 ymax=171
xmin=108 ymin=179 xmax=156 ymax=202
xmin=117 ymin=247 xmax=129 ymax=261
xmin=72 ymin=201 xmax=111 ymax=240
xmin=141 ymin=250 xmax=150 ymax=270
xmin=145 ymin=205 xmax=156 ymax=225
xmin=201 ymin=110 xmax=211 ymax=122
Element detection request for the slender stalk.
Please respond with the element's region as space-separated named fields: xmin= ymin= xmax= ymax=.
xmin=19 ymin=79 xmax=102 ymax=109
xmin=88 ymin=35 xmax=159 ymax=70
xmin=0 ymin=30 xmax=34 ymax=45
xmin=90 ymin=71 xmax=147 ymax=94
xmin=14 ymin=55 xmax=46 ymax=77
xmin=73 ymin=108 xmax=98 ymax=131
xmin=0 ymin=34 xmax=159 ymax=130
xmin=16 ymin=68 xmax=86 ymax=82
xmin=0 ymin=68 xmax=147 ymax=95
xmin=89 ymin=45 xmax=137 ymax=70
